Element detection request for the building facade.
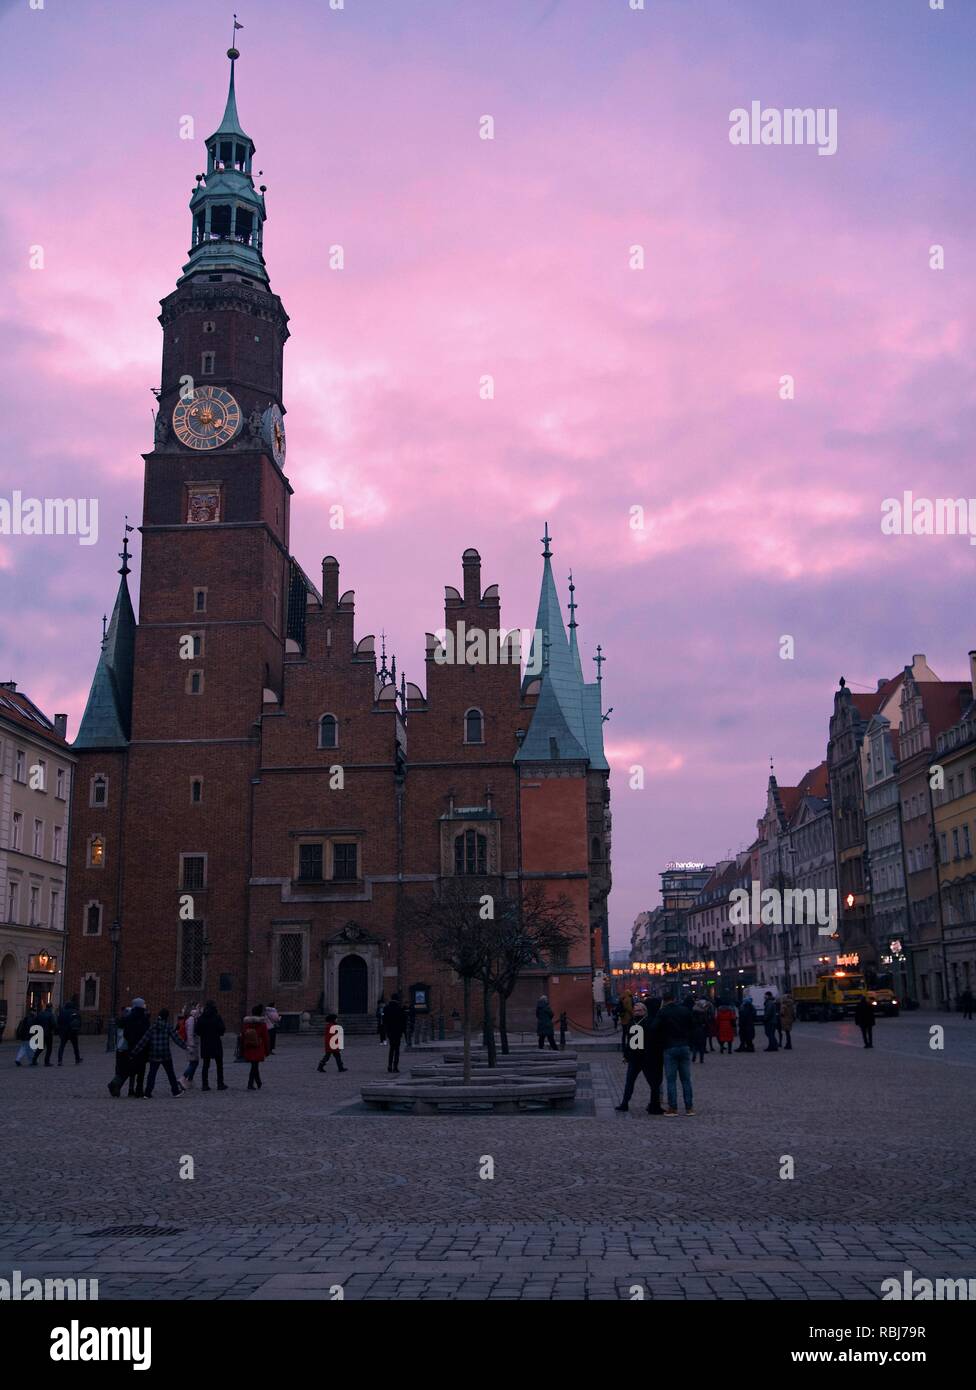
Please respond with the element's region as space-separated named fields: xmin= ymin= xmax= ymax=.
xmin=932 ymin=655 xmax=976 ymax=1006
xmin=65 ymin=50 xmax=611 ymax=1034
xmin=0 ymin=683 xmax=75 ymax=1035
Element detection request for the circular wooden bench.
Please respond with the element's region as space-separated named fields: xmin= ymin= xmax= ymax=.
xmin=361 ymin=1075 xmax=576 ymax=1113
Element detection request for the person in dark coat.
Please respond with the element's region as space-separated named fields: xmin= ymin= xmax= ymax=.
xmin=737 ymin=998 xmax=757 ymax=1052
xmin=107 ymin=1007 xmax=132 ymax=1097
xmin=690 ymin=998 xmax=710 ymax=1063
xmin=130 ymin=1008 xmax=187 ymax=1096
xmin=14 ymin=1007 xmax=38 ymax=1066
xmin=854 ymin=995 xmax=876 ymax=1048
xmin=762 ymin=993 xmax=780 ymax=1052
xmin=383 ymin=993 xmax=406 ymax=1073
xmin=652 ymin=989 xmax=695 ymax=1114
xmin=960 ymin=988 xmax=974 ymax=1021
xmin=615 ymin=999 xmax=664 ymax=1113
xmin=37 ymin=1002 xmax=56 ymax=1066
xmin=196 ymin=1000 xmax=228 ymax=1090
xmin=122 ymin=998 xmax=151 ymax=1095
xmin=56 ymin=994 xmax=83 ymax=1065
xmin=536 ymin=995 xmax=558 ymax=1051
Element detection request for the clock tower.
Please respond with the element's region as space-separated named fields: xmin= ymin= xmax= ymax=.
xmin=138 ymin=41 xmax=292 ymax=743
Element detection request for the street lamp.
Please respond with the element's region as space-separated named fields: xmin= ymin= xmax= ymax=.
xmin=106 ymin=918 xmax=121 ymax=1052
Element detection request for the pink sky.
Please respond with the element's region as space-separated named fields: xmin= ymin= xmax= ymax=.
xmin=1 ymin=0 xmax=975 ymax=947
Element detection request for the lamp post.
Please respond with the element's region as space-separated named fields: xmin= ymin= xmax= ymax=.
xmin=107 ymin=918 xmax=121 ymax=1052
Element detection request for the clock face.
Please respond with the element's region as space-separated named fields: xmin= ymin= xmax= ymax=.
xmin=172 ymin=386 xmax=241 ymax=451
xmin=263 ymin=403 xmax=286 ymax=466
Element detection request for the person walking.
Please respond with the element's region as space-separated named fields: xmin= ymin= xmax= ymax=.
xmin=653 ymin=988 xmax=695 ymax=1115
xmin=196 ymin=1001 xmax=227 ymax=1090
xmin=56 ymin=994 xmax=83 ymax=1065
xmin=265 ymin=1002 xmax=281 ymax=1055
xmin=762 ymin=992 xmax=780 ymax=1052
xmin=122 ymin=998 xmax=151 ymax=1096
xmin=737 ymin=997 xmax=757 ymax=1052
xmin=779 ymin=992 xmax=796 ymax=1050
xmin=854 ymin=995 xmax=876 ymax=1048
xmin=690 ymin=997 xmax=710 ymax=1063
xmin=241 ymin=1005 xmax=270 ymax=1090
xmin=384 ymin=992 xmax=406 ymax=1073
xmin=960 ymin=987 xmax=974 ymax=1021
xmin=107 ymin=1006 xmax=132 ymax=1097
xmin=37 ymin=1001 xmax=56 ymax=1066
xmin=130 ymin=1008 xmax=186 ymax=1097
xmin=376 ymin=995 xmax=387 ymax=1045
xmin=716 ymin=999 xmax=737 ymax=1054
xmin=181 ymin=1003 xmax=202 ymax=1088
xmin=317 ymin=1013 xmax=346 ymax=1073
xmin=13 ymin=1006 xmax=38 ymax=1066
xmin=536 ymin=994 xmax=558 ymax=1051
xmin=615 ymin=1001 xmax=663 ymax=1113
xmin=618 ymin=987 xmax=635 ymax=1060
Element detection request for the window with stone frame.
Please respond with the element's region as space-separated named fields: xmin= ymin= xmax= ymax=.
xmin=318 ymin=713 xmax=338 ymax=749
xmin=181 ymin=854 xmax=206 ymax=890
xmin=464 ymin=707 xmax=484 ymax=744
xmin=179 ymin=919 xmax=205 ymax=989
xmin=277 ymin=932 xmax=304 ymax=985
xmin=82 ymin=975 xmax=98 ymax=1010
xmin=454 ymin=829 xmax=487 ymax=876
xmin=85 ymin=901 xmax=102 ymax=936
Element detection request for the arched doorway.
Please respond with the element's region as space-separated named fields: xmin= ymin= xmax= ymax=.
xmin=337 ymin=953 xmax=368 ymax=1014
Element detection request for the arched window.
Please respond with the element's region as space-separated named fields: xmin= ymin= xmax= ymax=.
xmin=318 ymin=714 xmax=338 ymax=749
xmin=464 ymin=708 xmax=484 ymax=744
xmin=454 ymin=830 xmax=487 ymax=877
xmin=89 ymin=835 xmax=105 ymax=868
xmin=90 ymin=774 xmax=108 ymax=808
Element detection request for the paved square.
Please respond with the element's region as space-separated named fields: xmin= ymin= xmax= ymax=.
xmin=1 ymin=1016 xmax=974 ymax=1300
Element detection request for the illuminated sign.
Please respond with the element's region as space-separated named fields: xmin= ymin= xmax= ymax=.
xmin=665 ymin=861 xmax=706 ymax=871
xmin=28 ymin=953 xmax=56 ymax=973
xmin=614 ymin=960 xmax=716 ymax=976
xmin=836 ymin=952 xmax=860 ymax=967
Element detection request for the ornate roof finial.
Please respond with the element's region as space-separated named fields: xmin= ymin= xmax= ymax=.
xmin=391 ymin=653 xmax=397 ymax=685
xmin=593 ymin=644 xmax=605 ymax=684
xmin=567 ymin=571 xmax=577 ymax=630
xmin=101 ymin=614 xmax=108 ymax=643
xmin=379 ymin=629 xmax=389 ymax=680
xmin=541 ymin=522 xmax=552 ymax=559
xmin=118 ymin=518 xmax=134 ymax=577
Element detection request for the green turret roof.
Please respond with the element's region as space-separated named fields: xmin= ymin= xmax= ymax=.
xmin=74 ymin=542 xmax=135 ymax=750
xmin=209 ymin=50 xmax=251 ymax=145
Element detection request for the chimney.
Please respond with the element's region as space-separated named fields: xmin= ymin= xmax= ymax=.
xmin=53 ymin=714 xmax=67 ymax=738
xmin=461 ymin=548 xmax=481 ymax=604
xmin=321 ymin=556 xmax=339 ymax=608
xmin=0 ymin=681 xmax=16 ymax=692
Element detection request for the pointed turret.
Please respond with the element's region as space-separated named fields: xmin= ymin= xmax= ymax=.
xmin=517 ymin=525 xmax=588 ymax=763
xmin=74 ymin=534 xmax=136 ymax=749
xmin=567 ymin=571 xmax=583 ymax=681
xmin=179 ymin=41 xmax=270 ymax=288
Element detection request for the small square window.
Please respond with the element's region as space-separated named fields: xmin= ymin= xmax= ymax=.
xmin=181 ymin=855 xmax=206 ymax=890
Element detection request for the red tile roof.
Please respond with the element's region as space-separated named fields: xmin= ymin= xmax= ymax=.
xmin=0 ymin=687 xmax=67 ymax=747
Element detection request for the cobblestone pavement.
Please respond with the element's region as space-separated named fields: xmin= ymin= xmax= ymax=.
xmin=2 ymin=1016 xmax=973 ymax=1300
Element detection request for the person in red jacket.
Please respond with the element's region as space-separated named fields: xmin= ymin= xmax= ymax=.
xmin=715 ymin=1000 xmax=738 ymax=1054
xmin=317 ymin=1013 xmax=346 ymax=1073
xmin=241 ymin=1004 xmax=270 ymax=1090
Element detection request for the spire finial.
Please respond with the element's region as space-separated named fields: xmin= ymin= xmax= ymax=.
xmin=379 ymin=629 xmax=389 ymax=680
xmin=541 ymin=522 xmax=552 ymax=559
xmin=229 ymin=13 xmax=243 ymax=59
xmin=101 ymin=614 xmax=108 ymax=643
xmin=567 ymin=570 xmax=577 ymax=630
xmin=118 ymin=518 xmax=134 ymax=577
xmin=593 ymin=644 xmax=605 ymax=684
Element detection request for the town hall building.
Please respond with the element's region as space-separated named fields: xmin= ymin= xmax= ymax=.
xmin=65 ymin=45 xmax=611 ymax=1035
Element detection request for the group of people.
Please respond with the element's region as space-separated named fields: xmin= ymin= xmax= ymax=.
xmin=13 ymin=995 xmax=83 ymax=1067
xmin=103 ymin=998 xmax=280 ymax=1097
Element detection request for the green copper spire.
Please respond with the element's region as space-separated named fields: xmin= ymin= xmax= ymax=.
xmin=178 ymin=36 xmax=270 ymax=288
xmin=74 ymin=533 xmax=136 ymax=749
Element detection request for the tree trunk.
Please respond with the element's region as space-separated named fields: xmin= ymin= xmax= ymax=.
xmin=484 ymin=984 xmax=497 ymax=1067
xmin=462 ymin=975 xmax=472 ymax=1084
xmin=498 ymin=991 xmax=510 ymax=1055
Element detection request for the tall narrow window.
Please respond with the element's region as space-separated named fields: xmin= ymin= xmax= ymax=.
xmin=201 ymin=351 xmax=215 ymax=376
xmin=53 ymin=825 xmax=63 ymax=861
xmin=181 ymin=854 xmax=206 ymax=890
xmin=14 ymin=750 xmax=25 ymax=782
xmin=11 ymin=811 xmax=23 ymax=851
xmin=464 ymin=708 xmax=484 ymax=744
xmin=89 ymin=835 xmax=105 ymax=868
xmin=333 ymin=842 xmax=358 ymax=881
xmin=298 ymin=843 xmax=324 ymax=882
xmin=33 ymin=820 xmax=44 ymax=856
xmin=50 ymin=889 xmax=60 ymax=930
xmin=82 ymin=975 xmax=98 ymax=1009
xmin=7 ymin=881 xmax=18 ymax=922
xmin=190 ymin=778 xmax=203 ymax=804
xmin=56 ymin=768 xmax=66 ymax=799
xmin=454 ymin=830 xmax=486 ymax=876
xmin=90 ymin=774 xmax=108 ymax=807
xmin=85 ymin=902 xmax=102 ymax=936
xmin=194 ymin=587 xmax=207 ymax=612
xmin=318 ymin=714 xmax=338 ymax=749
xmin=29 ymin=885 xmax=40 ymax=924
xmin=277 ymin=933 xmax=304 ymax=984
xmin=179 ymin=920 xmax=205 ymax=989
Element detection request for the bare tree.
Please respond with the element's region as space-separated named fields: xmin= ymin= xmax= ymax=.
xmin=487 ymin=883 xmax=584 ymax=1055
xmin=402 ymin=879 xmax=494 ymax=1083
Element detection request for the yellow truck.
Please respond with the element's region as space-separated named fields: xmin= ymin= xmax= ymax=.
xmin=793 ymin=969 xmax=898 ymax=1021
